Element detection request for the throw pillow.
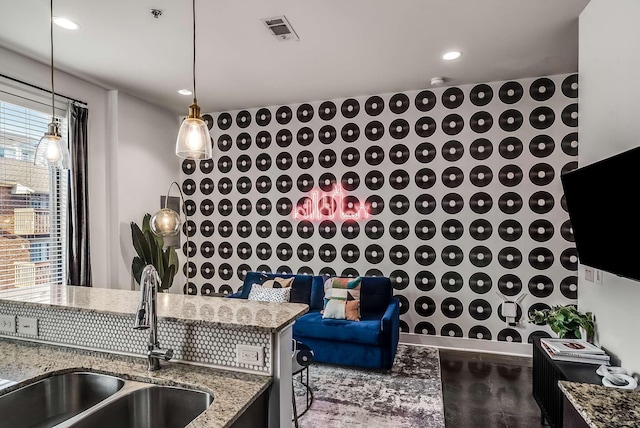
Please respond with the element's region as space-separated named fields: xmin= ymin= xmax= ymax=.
xmin=248 ymin=284 xmax=291 ymax=303
xmin=261 ymin=276 xmax=294 ymax=289
xmin=322 ymin=277 xmax=362 ymax=321
xmin=322 ymin=299 xmax=360 ymax=321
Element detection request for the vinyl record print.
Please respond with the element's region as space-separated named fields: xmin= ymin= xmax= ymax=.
xmin=365 ymin=121 xmax=385 ymax=141
xmin=470 ymin=138 xmax=493 ymax=160
xmin=319 ymin=220 xmax=338 ymax=239
xmin=365 ymin=96 xmax=384 ymax=116
xmin=442 ymin=193 xmax=464 ymax=214
xmin=217 ymin=221 xmax=233 ymax=238
xmin=390 ymin=169 xmax=410 ymax=190
xmin=319 ymin=101 xmax=337 ymax=121
xmin=415 ymin=322 xmax=436 ymax=336
xmin=365 ymin=244 xmax=385 ymax=264
xmin=470 ymin=84 xmax=493 ymax=106
xmin=498 ymin=219 xmax=523 ymax=242
xmin=389 ymin=144 xmax=410 ymax=164
xmin=200 ymin=262 xmax=215 ymax=279
xmin=341 ymin=98 xmax=360 ymax=118
xmin=276 ymin=152 xmax=293 ymax=170
xmin=416 ymin=142 xmax=437 ymax=163
xmin=256 ymin=220 xmax=272 ymax=238
xmin=442 ymin=140 xmax=464 ymax=162
xmin=389 ymin=245 xmax=410 ymax=265
xmin=415 ymin=219 xmax=437 ymax=240
xmin=529 ymin=219 xmax=554 ymax=242
xmin=469 ymin=299 xmax=492 ymax=321
xmin=341 ymin=171 xmax=360 ymax=191
xmin=390 ymin=93 xmax=410 ymax=114
xmin=560 ymin=276 xmax=578 ymax=299
xmin=297 ymin=221 xmax=314 ymax=239
xmin=237 ymin=176 xmax=252 ymax=194
xmin=256 ymin=131 xmax=272 ymax=149
xmin=297 ymin=103 xmax=314 ymax=122
xmin=529 ymin=78 xmax=555 ymax=102
xmin=366 ymin=195 xmax=385 ymax=215
xmin=200 ymin=220 xmax=214 ymax=238
xmin=561 ymin=132 xmax=578 ymax=156
xmin=415 ymin=116 xmax=437 ymax=138
xmin=529 ymin=191 xmax=555 ymax=214
xmin=297 ymin=150 xmax=315 ymax=169
xmin=442 ymin=87 xmax=464 ymax=109
xmin=498 ymin=192 xmax=523 ymax=214
xmin=217 ymin=112 xmax=232 ymax=130
xmin=275 ymin=197 xmax=293 ymax=216
xmin=530 ymin=106 xmax=555 ymax=130
xmin=236 ymin=133 xmax=252 ymax=151
xmin=560 ymin=248 xmax=578 ymax=271
xmin=182 ymin=159 xmax=195 ymax=175
xmin=276 ymin=106 xmax=293 ymax=125
xmin=341 ymin=147 xmax=360 ymax=167
xmin=528 ymin=275 xmax=554 ymax=298
xmin=341 ymin=220 xmax=360 ymax=239
xmin=469 ymin=326 xmax=492 ymax=340
xmin=415 ymin=245 xmax=436 ymax=266
xmin=236 ymin=221 xmax=252 ymax=238
xmin=319 ymin=125 xmax=337 ymax=144
xmin=442 ymin=219 xmax=464 ymax=240
xmin=217 ymin=134 xmax=232 ymax=152
xmin=469 ymin=246 xmax=492 ymax=267
xmin=415 ymin=271 xmax=436 ymax=292
xmin=561 ymin=103 xmax=578 ymax=127
xmin=390 ymin=119 xmax=411 ymax=139
xmin=561 ymin=220 xmax=574 ymax=242
xmin=341 ymin=123 xmax=360 ymax=143
xmin=365 ymin=219 xmax=384 ymax=239
xmin=415 ymin=90 xmax=436 ymax=112
xmin=255 ymin=108 xmax=271 ymax=126
xmin=469 ymin=192 xmax=493 ymax=214
xmin=296 ymin=174 xmax=314 ymax=192
xmin=236 ymin=155 xmax=252 ymax=173
xmin=498 ymin=81 xmax=524 ymax=104
xmin=296 ymin=127 xmax=314 ymax=146
xmin=529 ymin=163 xmax=555 ymax=186
xmin=183 ymin=178 xmax=196 ymax=196
xmin=528 ymin=247 xmax=554 ymax=270
xmin=236 ymin=110 xmax=251 ymax=128
xmin=561 ymin=74 xmax=578 ymax=98
xmin=499 ymin=137 xmax=524 ymax=159
xmin=441 ymin=271 xmax=463 ymax=292
xmin=276 ymin=129 xmax=293 ymax=147
xmin=470 ymin=111 xmax=493 ymax=133
xmin=217 ymin=156 xmax=232 ymax=173
xmin=390 ymin=195 xmax=410 ymax=214
xmin=498 ymin=109 xmax=524 ymax=132
xmin=442 ymin=245 xmax=464 ymax=266
xmin=469 ymin=165 xmax=492 ymax=187
xmin=469 ymin=273 xmax=492 ymax=294
xmin=498 ymin=247 xmax=523 ymax=269
xmin=199 ymin=178 xmax=214 ymax=195
xmin=319 ymin=149 xmax=337 ymax=168
xmin=390 ymin=220 xmax=410 ymax=240
xmin=415 ymin=296 xmax=437 ymax=317
xmin=498 ymin=274 xmax=523 ymax=296
xmin=297 ymin=244 xmax=314 ymax=262
xmin=442 ymin=114 xmax=464 ymax=135
xmin=529 ymin=135 xmax=555 ymax=158
xmin=441 ymin=298 xmax=464 ymax=318
xmin=199 ymin=159 xmax=214 ymax=174
xmin=255 ymin=198 xmax=272 ymax=216
xmin=469 ymin=219 xmax=492 ymax=241
xmin=498 ymin=164 xmax=523 ymax=187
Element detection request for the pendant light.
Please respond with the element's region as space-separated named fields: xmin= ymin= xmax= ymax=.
xmin=175 ymin=0 xmax=211 ymax=160
xmin=35 ymin=0 xmax=71 ymax=170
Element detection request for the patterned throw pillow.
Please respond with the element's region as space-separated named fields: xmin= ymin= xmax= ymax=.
xmin=248 ymin=284 xmax=291 ymax=303
xmin=322 ymin=277 xmax=362 ymax=321
xmin=261 ymin=277 xmax=294 ymax=289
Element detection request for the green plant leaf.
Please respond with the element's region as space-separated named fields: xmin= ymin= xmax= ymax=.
xmin=132 ymin=256 xmax=146 ymax=285
xmin=160 ymin=264 xmax=175 ymax=291
xmin=141 ymin=213 xmax=152 ymax=234
xmin=131 ymin=222 xmax=151 ymax=264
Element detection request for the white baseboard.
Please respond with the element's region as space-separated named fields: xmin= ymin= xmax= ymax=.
xmin=399 ymin=332 xmax=532 ymax=358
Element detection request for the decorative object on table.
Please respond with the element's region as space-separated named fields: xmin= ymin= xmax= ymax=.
xmin=539 ymin=338 xmax=610 ymax=365
xmin=34 ymin=0 xmax=70 ymax=169
xmin=175 ymin=0 xmax=211 ymax=160
xmin=149 ymin=181 xmax=192 ymax=294
xmin=596 ymin=365 xmax=637 ymax=389
xmin=130 ymin=213 xmax=178 ymax=292
xmin=529 ymin=304 xmax=595 ymax=340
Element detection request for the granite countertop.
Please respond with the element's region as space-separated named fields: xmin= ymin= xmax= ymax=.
xmin=0 ymin=338 xmax=271 ymax=428
xmin=0 ymin=285 xmax=308 ymax=333
xmin=559 ymin=381 xmax=640 ymax=428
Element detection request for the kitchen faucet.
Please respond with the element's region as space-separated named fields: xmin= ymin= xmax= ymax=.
xmin=133 ymin=265 xmax=174 ymax=370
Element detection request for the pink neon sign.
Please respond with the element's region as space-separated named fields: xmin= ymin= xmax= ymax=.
xmin=293 ymin=185 xmax=369 ymax=221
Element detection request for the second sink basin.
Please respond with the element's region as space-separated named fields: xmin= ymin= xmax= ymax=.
xmin=67 ymin=385 xmax=214 ymax=428
xmin=0 ymin=372 xmax=124 ymax=428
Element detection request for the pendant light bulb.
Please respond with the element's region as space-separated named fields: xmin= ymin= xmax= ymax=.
xmin=176 ymin=0 xmax=211 ymax=160
xmin=35 ymin=0 xmax=71 ymax=170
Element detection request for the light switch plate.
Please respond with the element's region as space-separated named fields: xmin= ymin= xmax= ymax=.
xmin=595 ymin=269 xmax=603 ymax=286
xmin=584 ymin=267 xmax=594 ymax=282
xmin=236 ymin=344 xmax=264 ymax=366
xmin=17 ymin=317 xmax=38 ymax=336
xmin=0 ymin=315 xmax=15 ymax=333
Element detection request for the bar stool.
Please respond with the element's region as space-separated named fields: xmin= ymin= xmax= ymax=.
xmin=292 ymin=339 xmax=314 ymax=427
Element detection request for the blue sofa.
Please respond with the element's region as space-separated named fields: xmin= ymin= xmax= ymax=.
xmin=228 ymin=272 xmax=400 ymax=370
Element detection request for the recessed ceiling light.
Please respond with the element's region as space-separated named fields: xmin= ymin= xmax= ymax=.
xmin=442 ymin=51 xmax=462 ymax=61
xmin=178 ymin=89 xmax=193 ymax=96
xmin=53 ymin=17 xmax=79 ymax=30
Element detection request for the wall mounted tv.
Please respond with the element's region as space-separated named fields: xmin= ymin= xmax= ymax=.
xmin=560 ymin=146 xmax=640 ymax=282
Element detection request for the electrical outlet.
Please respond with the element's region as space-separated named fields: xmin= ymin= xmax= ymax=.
xmin=0 ymin=315 xmax=15 ymax=333
xmin=584 ymin=267 xmax=594 ymax=282
xmin=236 ymin=344 xmax=264 ymax=366
xmin=17 ymin=317 xmax=38 ymax=336
xmin=595 ymin=269 xmax=603 ymax=286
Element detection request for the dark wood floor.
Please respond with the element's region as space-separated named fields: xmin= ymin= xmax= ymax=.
xmin=440 ymin=349 xmax=541 ymax=428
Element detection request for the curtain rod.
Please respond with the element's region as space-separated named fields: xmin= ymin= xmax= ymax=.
xmin=0 ymin=72 xmax=87 ymax=106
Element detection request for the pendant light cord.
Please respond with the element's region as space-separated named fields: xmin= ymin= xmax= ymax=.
xmin=192 ymin=0 xmax=197 ymax=103
xmin=50 ymin=0 xmax=55 ymax=120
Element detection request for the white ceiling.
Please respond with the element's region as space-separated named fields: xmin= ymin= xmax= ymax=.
xmin=0 ymin=0 xmax=590 ymax=115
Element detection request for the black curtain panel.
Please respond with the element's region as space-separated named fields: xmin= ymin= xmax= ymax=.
xmin=68 ymin=103 xmax=92 ymax=286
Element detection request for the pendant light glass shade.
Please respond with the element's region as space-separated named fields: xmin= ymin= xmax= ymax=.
xmin=175 ymin=103 xmax=211 ymax=159
xmin=150 ymin=207 xmax=181 ymax=237
xmin=35 ymin=121 xmax=71 ymax=169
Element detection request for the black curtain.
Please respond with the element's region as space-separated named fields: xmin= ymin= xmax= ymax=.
xmin=68 ymin=103 xmax=91 ymax=286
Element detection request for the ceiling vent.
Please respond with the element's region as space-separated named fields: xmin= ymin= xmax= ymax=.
xmin=261 ymin=16 xmax=299 ymax=41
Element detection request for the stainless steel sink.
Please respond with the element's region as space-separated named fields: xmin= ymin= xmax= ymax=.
xmin=65 ymin=385 xmax=213 ymax=428
xmin=0 ymin=372 xmax=125 ymax=428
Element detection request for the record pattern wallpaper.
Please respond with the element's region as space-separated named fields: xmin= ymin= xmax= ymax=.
xmin=180 ymin=73 xmax=579 ymax=345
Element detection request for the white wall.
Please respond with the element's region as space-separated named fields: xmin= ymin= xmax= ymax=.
xmin=579 ymin=0 xmax=640 ymax=374
xmin=111 ymin=91 xmax=182 ymax=291
xmin=0 ymin=46 xmax=180 ymax=290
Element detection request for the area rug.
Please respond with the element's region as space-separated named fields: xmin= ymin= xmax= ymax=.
xmin=294 ymin=344 xmax=445 ymax=427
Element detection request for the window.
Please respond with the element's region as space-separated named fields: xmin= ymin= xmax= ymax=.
xmin=0 ymin=82 xmax=68 ymax=302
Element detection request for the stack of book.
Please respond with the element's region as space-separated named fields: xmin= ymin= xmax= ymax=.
xmin=540 ymin=338 xmax=610 ymax=365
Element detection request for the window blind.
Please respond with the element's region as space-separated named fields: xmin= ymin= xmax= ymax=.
xmin=0 ymin=90 xmax=68 ymax=303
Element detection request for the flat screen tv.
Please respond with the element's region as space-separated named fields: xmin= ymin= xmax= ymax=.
xmin=560 ymin=146 xmax=640 ymax=282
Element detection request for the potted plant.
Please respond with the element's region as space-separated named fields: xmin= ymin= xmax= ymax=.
xmin=131 ymin=213 xmax=179 ymax=292
xmin=529 ymin=305 xmax=595 ymax=341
